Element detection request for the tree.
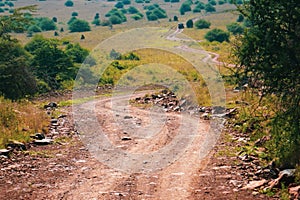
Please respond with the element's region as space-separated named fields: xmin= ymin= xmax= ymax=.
xmin=179 ymin=2 xmax=191 ymax=15
xmin=127 ymin=6 xmax=139 ymax=14
xmin=68 ymin=18 xmax=91 ymax=32
xmin=0 ymin=39 xmax=37 ymax=99
xmin=204 ymin=3 xmax=216 ymax=12
xmin=52 ymin=17 xmax=57 ymax=23
xmin=25 ymin=36 xmax=76 ymax=90
xmin=186 ymin=19 xmax=193 ymax=28
xmin=92 ymin=19 xmax=101 ymax=26
xmin=173 ymin=15 xmax=178 ymax=21
xmin=115 ymin=1 xmax=124 ymax=8
xmin=35 ymin=17 xmax=57 ymax=31
xmin=71 ymin=11 xmax=78 ymax=17
xmin=65 ymin=43 xmax=89 ymax=63
xmin=226 ymin=22 xmax=244 ymax=35
xmin=65 ymin=0 xmax=74 ymax=7
xmin=195 ymin=19 xmax=211 ymax=29
xmin=0 ymin=6 xmax=38 ymax=99
xmin=234 ymin=0 xmax=300 ymax=167
xmin=204 ymin=28 xmax=229 ymax=42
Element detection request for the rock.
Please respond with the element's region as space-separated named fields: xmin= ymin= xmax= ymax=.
xmin=30 ymin=133 xmax=45 ymax=140
xmin=6 ymin=140 xmax=26 ymax=151
xmin=44 ymin=102 xmax=57 ymax=109
xmin=0 ymin=149 xmax=11 ymax=156
xmin=242 ymin=179 xmax=267 ymax=190
xmin=121 ymin=137 xmax=132 ymax=141
xmin=34 ymin=138 xmax=53 ymax=145
xmin=50 ymin=119 xmax=58 ymax=124
xmin=289 ymin=185 xmax=300 ymax=199
xmin=267 ymin=169 xmax=296 ymax=190
xmin=201 ymin=113 xmax=210 ymax=120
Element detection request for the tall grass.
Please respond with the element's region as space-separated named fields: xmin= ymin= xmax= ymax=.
xmin=0 ymin=97 xmax=49 ymax=148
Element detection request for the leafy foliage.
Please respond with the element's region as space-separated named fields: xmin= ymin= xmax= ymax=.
xmin=226 ymin=22 xmax=244 ymax=35
xmin=195 ymin=19 xmax=211 ymax=29
xmin=68 ymin=18 xmax=91 ymax=32
xmin=25 ymin=36 xmax=76 ymax=90
xmin=234 ymin=0 xmax=300 ymax=167
xmin=205 ymin=28 xmax=229 ymax=42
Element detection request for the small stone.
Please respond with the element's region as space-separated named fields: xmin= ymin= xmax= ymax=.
xmin=242 ymin=179 xmax=267 ymax=190
xmin=121 ymin=137 xmax=132 ymax=141
xmin=0 ymin=149 xmax=10 ymax=156
xmin=34 ymin=138 xmax=53 ymax=145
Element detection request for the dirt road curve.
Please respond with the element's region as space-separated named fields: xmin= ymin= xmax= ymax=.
xmin=46 ymin=91 xmax=220 ymax=200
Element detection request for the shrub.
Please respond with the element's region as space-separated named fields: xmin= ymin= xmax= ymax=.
xmin=115 ymin=1 xmax=124 ymax=8
xmin=226 ymin=22 xmax=244 ymax=35
xmin=204 ymin=28 xmax=229 ymax=42
xmin=27 ymin=25 xmax=42 ymax=33
xmin=205 ymin=3 xmax=216 ymax=12
xmin=195 ymin=19 xmax=211 ymax=29
xmin=35 ymin=17 xmax=57 ymax=31
xmin=128 ymin=6 xmax=139 ymax=14
xmin=69 ymin=19 xmax=91 ymax=32
xmin=186 ymin=19 xmax=193 ymax=28
xmin=92 ymin=19 xmax=101 ymax=26
xmin=65 ymin=0 xmax=74 ymax=7
xmin=72 ymin=11 xmax=78 ymax=17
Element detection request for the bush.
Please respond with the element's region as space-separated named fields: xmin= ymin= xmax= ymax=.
xmin=109 ymin=15 xmax=122 ymax=24
xmin=195 ymin=19 xmax=211 ymax=29
xmin=226 ymin=22 xmax=244 ymax=35
xmin=92 ymin=19 xmax=101 ymax=26
xmin=69 ymin=19 xmax=91 ymax=32
xmin=52 ymin=17 xmax=57 ymax=23
xmin=35 ymin=17 xmax=57 ymax=31
xmin=128 ymin=6 xmax=139 ymax=14
xmin=122 ymin=0 xmax=131 ymax=5
xmin=186 ymin=19 xmax=193 ymax=28
xmin=205 ymin=3 xmax=216 ymax=12
xmin=179 ymin=2 xmax=191 ymax=15
xmin=205 ymin=28 xmax=229 ymax=42
xmin=65 ymin=0 xmax=74 ymax=7
xmin=115 ymin=1 xmax=124 ymax=8
xmin=27 ymin=25 xmax=42 ymax=33
xmin=173 ymin=15 xmax=178 ymax=21
xmin=236 ymin=14 xmax=244 ymax=22
xmin=72 ymin=11 xmax=78 ymax=17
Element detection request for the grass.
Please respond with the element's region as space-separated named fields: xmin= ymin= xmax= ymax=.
xmin=0 ymin=97 xmax=49 ymax=148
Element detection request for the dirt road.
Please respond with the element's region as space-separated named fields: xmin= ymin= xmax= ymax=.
xmin=44 ymin=90 xmax=220 ymax=200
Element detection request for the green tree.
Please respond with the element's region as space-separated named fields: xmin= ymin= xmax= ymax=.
xmin=68 ymin=18 xmax=91 ymax=32
xmin=234 ymin=0 xmax=300 ymax=167
xmin=65 ymin=0 xmax=74 ymax=7
xmin=25 ymin=36 xmax=76 ymax=90
xmin=35 ymin=17 xmax=57 ymax=31
xmin=226 ymin=22 xmax=244 ymax=35
xmin=195 ymin=19 xmax=211 ymax=29
xmin=179 ymin=2 xmax=191 ymax=15
xmin=0 ymin=39 xmax=37 ymax=99
xmin=204 ymin=28 xmax=229 ymax=42
xmin=204 ymin=3 xmax=216 ymax=12
xmin=186 ymin=19 xmax=193 ymax=28
xmin=115 ymin=1 xmax=124 ymax=8
xmin=65 ymin=43 xmax=89 ymax=63
xmin=0 ymin=7 xmax=38 ymax=99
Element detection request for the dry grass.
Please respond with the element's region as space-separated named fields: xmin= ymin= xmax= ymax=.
xmin=0 ymin=97 xmax=49 ymax=148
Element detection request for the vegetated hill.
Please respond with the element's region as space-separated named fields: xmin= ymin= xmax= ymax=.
xmin=11 ymin=0 xmax=235 ymax=25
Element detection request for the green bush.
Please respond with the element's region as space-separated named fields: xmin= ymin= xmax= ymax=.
xmin=69 ymin=18 xmax=91 ymax=32
xmin=65 ymin=0 xmax=74 ymax=7
xmin=72 ymin=11 xmax=78 ymax=16
xmin=226 ymin=22 xmax=244 ymax=35
xmin=205 ymin=28 xmax=229 ymax=42
xmin=195 ymin=19 xmax=211 ymax=29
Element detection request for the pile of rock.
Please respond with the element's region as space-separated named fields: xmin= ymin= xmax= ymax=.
xmin=133 ymin=90 xmax=237 ymax=120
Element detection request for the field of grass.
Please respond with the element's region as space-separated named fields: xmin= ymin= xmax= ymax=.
xmin=0 ymin=97 xmax=49 ymax=148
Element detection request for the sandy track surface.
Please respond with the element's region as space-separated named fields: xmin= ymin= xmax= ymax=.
xmin=46 ymin=90 xmax=220 ymax=200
